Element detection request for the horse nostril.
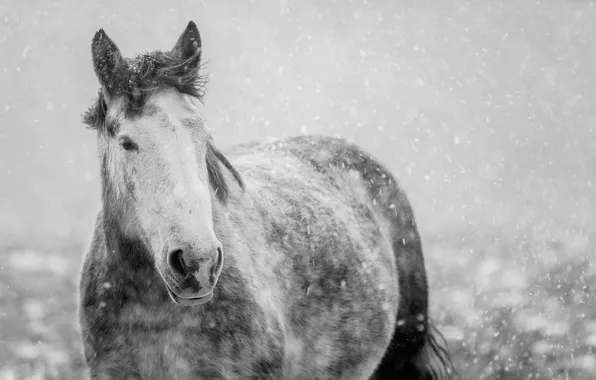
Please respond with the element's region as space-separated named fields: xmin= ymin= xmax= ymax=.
xmin=168 ymin=249 xmax=188 ymax=278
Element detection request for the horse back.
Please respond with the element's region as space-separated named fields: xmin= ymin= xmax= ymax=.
xmin=222 ymin=140 xmax=399 ymax=378
xmin=223 ymin=135 xmax=429 ymax=378
xmin=228 ymin=135 xmax=431 ymax=375
xmin=283 ymin=135 xmax=431 ymax=350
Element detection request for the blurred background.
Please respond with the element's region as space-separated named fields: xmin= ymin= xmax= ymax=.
xmin=0 ymin=0 xmax=595 ymax=379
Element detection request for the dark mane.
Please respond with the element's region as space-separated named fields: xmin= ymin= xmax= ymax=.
xmin=82 ymin=48 xmax=207 ymax=133
xmin=206 ymin=139 xmax=245 ymax=205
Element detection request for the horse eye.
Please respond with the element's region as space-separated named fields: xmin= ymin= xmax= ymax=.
xmin=120 ymin=139 xmax=137 ymax=151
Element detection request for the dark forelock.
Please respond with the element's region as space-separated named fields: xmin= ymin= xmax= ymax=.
xmin=83 ymin=49 xmax=207 ymax=135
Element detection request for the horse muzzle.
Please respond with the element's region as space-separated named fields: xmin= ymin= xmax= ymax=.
xmin=163 ymin=243 xmax=224 ymax=306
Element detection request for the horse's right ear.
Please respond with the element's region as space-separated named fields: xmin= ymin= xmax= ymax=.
xmin=91 ymin=28 xmax=125 ymax=95
xmin=171 ymin=21 xmax=202 ymax=69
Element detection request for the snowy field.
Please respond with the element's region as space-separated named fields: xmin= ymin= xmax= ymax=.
xmin=1 ymin=0 xmax=595 ymax=379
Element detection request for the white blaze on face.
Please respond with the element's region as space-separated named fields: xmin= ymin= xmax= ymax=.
xmin=104 ymin=89 xmax=215 ymax=256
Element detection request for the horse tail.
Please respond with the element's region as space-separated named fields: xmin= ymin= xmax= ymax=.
xmin=372 ymin=259 xmax=457 ymax=379
xmin=372 ymin=273 xmax=457 ymax=379
xmin=369 ymin=174 xmax=457 ymax=379
xmin=406 ymin=322 xmax=457 ymax=379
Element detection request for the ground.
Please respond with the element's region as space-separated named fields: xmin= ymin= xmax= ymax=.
xmin=427 ymin=228 xmax=595 ymax=380
xmin=0 ymin=224 xmax=594 ymax=380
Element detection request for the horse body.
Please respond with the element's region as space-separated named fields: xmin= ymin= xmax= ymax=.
xmin=79 ymin=21 xmax=454 ymax=380
xmin=80 ymin=135 xmax=403 ymax=379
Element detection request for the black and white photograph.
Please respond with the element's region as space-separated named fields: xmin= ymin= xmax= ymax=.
xmin=0 ymin=0 xmax=594 ymax=379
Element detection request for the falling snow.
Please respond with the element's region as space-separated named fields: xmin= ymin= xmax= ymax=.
xmin=0 ymin=0 xmax=595 ymax=379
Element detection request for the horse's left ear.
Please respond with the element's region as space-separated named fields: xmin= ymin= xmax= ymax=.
xmin=91 ymin=28 xmax=125 ymax=95
xmin=171 ymin=21 xmax=202 ymax=67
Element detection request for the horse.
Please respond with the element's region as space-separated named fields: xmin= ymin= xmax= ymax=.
xmin=77 ymin=21 xmax=456 ymax=380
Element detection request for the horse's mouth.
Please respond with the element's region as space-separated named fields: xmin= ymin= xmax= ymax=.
xmin=166 ymin=286 xmax=213 ymax=307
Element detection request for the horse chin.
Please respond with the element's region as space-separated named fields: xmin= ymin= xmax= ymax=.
xmin=165 ymin=286 xmax=214 ymax=307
